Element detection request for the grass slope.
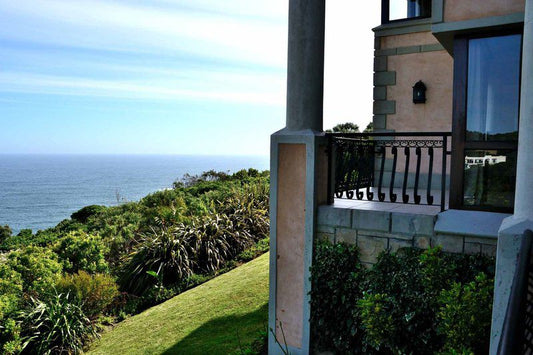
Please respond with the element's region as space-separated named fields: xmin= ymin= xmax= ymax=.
xmin=88 ymin=253 xmax=269 ymax=355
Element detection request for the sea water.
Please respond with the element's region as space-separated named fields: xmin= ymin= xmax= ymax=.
xmin=0 ymin=154 xmax=269 ymax=234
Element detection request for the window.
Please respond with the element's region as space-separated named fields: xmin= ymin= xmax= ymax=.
xmin=382 ymin=0 xmax=431 ymax=23
xmin=450 ymin=33 xmax=522 ymax=212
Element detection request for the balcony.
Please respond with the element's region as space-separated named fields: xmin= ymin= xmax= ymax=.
xmin=327 ymin=131 xmax=451 ymax=212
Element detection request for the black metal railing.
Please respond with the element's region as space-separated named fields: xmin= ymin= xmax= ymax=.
xmin=498 ymin=229 xmax=533 ymax=354
xmin=327 ymin=132 xmax=451 ymax=211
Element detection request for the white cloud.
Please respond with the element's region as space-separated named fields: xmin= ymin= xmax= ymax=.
xmin=0 ymin=71 xmax=285 ymax=106
xmin=0 ymin=0 xmax=287 ymax=68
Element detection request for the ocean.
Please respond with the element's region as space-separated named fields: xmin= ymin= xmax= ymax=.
xmin=0 ymin=154 xmax=269 ymax=234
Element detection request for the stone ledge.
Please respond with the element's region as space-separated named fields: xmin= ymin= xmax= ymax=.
xmin=435 ymin=209 xmax=510 ymax=238
xmin=317 ymin=205 xmax=352 ymax=228
xmin=391 ymin=212 xmax=436 ymax=237
xmin=353 ymin=210 xmax=390 ymax=232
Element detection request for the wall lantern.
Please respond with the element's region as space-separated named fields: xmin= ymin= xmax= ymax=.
xmin=413 ymin=80 xmax=427 ymax=104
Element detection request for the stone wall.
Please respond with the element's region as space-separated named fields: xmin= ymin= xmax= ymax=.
xmin=317 ymin=205 xmax=497 ymax=266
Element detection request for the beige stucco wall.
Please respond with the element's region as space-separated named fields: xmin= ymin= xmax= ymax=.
xmin=275 ymin=143 xmax=306 ymax=348
xmin=444 ymin=0 xmax=525 ymax=23
xmin=387 ymin=50 xmax=453 ymax=132
xmin=380 ymin=31 xmax=438 ymax=49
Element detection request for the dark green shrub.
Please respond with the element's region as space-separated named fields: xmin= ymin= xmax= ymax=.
xmin=311 ymin=242 xmax=495 ymax=354
xmin=119 ymin=223 xmax=195 ymax=295
xmin=19 ymin=292 xmax=97 ymax=354
xmin=53 ymin=231 xmax=109 ymax=274
xmin=360 ymin=248 xmax=441 ymax=354
xmin=56 ymin=271 xmax=119 ymax=319
xmin=71 ymin=205 xmax=106 ymax=223
xmin=237 ymin=238 xmax=270 ymax=262
xmin=0 ymin=225 xmax=12 ymax=243
xmin=437 ymin=272 xmax=493 ymax=354
xmin=309 ymin=241 xmax=367 ymax=354
xmin=357 ymin=293 xmax=394 ymax=351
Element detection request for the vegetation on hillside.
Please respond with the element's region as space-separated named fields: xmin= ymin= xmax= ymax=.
xmin=0 ymin=169 xmax=269 ymax=354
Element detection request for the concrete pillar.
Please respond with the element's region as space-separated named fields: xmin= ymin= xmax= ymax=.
xmin=268 ymin=1 xmax=327 ymax=354
xmin=514 ymin=0 xmax=533 ymax=221
xmin=490 ymin=2 xmax=533 ymax=352
xmin=285 ymin=0 xmax=326 ymax=132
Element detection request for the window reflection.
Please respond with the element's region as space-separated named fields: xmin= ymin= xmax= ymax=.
xmin=466 ymin=35 xmax=521 ymax=141
xmin=389 ymin=0 xmax=431 ymax=21
xmin=463 ymin=150 xmax=516 ymax=209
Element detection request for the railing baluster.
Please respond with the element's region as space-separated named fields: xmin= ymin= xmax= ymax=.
xmin=346 ymin=140 xmax=356 ymax=199
xmin=355 ymin=144 xmax=363 ymax=200
xmin=390 ymin=147 xmax=398 ymax=203
xmin=334 ymin=139 xmax=343 ymax=198
xmin=378 ymin=145 xmax=386 ymax=202
xmin=427 ymin=147 xmax=434 ymax=205
xmin=414 ymin=147 xmax=422 ymax=204
xmin=366 ymin=142 xmax=374 ymax=200
xmin=441 ymin=135 xmax=447 ymax=212
xmin=402 ymin=147 xmax=410 ymax=204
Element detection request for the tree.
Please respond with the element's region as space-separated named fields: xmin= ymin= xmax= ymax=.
xmin=364 ymin=122 xmax=373 ymax=133
xmin=326 ymin=122 xmax=360 ymax=133
xmin=0 ymin=225 xmax=12 ymax=244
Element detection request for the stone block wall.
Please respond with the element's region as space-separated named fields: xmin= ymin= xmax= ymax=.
xmin=317 ymin=205 xmax=497 ymax=266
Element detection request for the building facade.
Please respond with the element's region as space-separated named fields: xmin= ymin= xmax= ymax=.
xmin=269 ymin=0 xmax=533 ymax=353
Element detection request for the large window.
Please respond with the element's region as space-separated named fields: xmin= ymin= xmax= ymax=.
xmin=451 ymin=33 xmax=522 ymax=212
xmin=382 ymin=0 xmax=431 ymax=23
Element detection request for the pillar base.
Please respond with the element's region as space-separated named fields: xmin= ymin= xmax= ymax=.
xmin=489 ymin=216 xmax=533 ymax=354
xmin=268 ymin=130 xmax=328 ymax=355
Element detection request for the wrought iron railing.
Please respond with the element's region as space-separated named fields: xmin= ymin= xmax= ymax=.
xmin=327 ymin=132 xmax=451 ymax=211
xmin=498 ymin=229 xmax=533 ymax=354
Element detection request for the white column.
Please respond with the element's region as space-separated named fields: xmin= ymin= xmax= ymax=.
xmin=285 ymin=0 xmax=326 ymax=132
xmin=269 ymin=1 xmax=327 ymax=354
xmin=514 ymin=0 xmax=533 ymax=220
xmin=490 ymin=2 xmax=533 ymax=352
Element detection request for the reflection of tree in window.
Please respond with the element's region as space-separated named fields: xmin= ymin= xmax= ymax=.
xmin=466 ymin=35 xmax=521 ymax=142
xmin=463 ymin=150 xmax=516 ymax=209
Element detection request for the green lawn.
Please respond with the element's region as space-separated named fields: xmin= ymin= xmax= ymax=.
xmin=88 ymin=253 xmax=269 ymax=355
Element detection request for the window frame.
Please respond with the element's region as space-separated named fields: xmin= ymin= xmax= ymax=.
xmin=449 ymin=30 xmax=523 ymax=213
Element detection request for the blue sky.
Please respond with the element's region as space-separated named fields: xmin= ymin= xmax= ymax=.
xmin=0 ymin=0 xmax=378 ymax=155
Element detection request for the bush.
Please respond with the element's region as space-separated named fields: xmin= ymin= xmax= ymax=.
xmin=71 ymin=205 xmax=106 ymax=223
xmin=19 ymin=292 xmax=97 ymax=354
xmin=0 ymin=318 xmax=22 ymax=355
xmin=0 ymin=263 xmax=23 ymax=320
xmin=0 ymin=264 xmax=24 ymax=354
xmin=119 ymin=223 xmax=195 ymax=295
xmin=54 ymin=231 xmax=109 ymax=274
xmin=438 ymin=272 xmax=494 ymax=354
xmin=310 ymin=242 xmax=496 ymax=354
xmin=237 ymin=238 xmax=270 ymax=262
xmin=361 ymin=248 xmax=441 ymax=354
xmin=309 ymin=241 xmax=367 ymax=354
xmin=56 ymin=271 xmax=119 ymax=320
xmin=6 ymin=246 xmax=62 ymax=297
xmin=0 ymin=225 xmax=12 ymax=243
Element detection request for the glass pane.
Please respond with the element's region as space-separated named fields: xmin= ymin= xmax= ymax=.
xmin=463 ymin=150 xmax=517 ymax=209
xmin=389 ymin=0 xmax=431 ymax=21
xmin=466 ymin=35 xmax=521 ymax=141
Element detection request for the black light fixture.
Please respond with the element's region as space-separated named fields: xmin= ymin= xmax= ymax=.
xmin=413 ymin=80 xmax=427 ymax=104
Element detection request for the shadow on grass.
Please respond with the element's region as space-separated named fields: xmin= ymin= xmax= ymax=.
xmin=162 ymin=302 xmax=268 ymax=355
